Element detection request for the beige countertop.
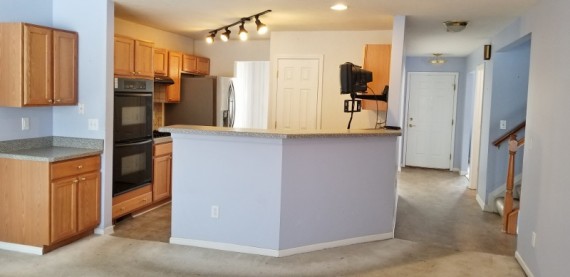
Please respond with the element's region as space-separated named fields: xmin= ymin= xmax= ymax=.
xmin=0 ymin=137 xmax=103 ymax=162
xmin=160 ymin=125 xmax=401 ymax=139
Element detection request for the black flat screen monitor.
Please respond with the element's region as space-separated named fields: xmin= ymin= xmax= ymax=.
xmin=340 ymin=62 xmax=372 ymax=94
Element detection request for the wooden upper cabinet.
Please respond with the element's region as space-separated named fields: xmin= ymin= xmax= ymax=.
xmin=24 ymin=25 xmax=53 ymax=106
xmin=134 ymin=40 xmax=154 ymax=78
xmin=0 ymin=23 xmax=78 ymax=107
xmin=53 ymin=30 xmax=78 ymax=105
xmin=114 ymin=36 xmax=135 ymax=77
xmin=114 ymin=36 xmax=154 ymax=79
xmin=182 ymin=54 xmax=197 ymax=73
xmin=362 ymin=44 xmax=391 ymax=111
xmin=154 ymin=48 xmax=168 ymax=76
xmin=166 ymin=51 xmax=182 ymax=103
xmin=196 ymin=57 xmax=210 ymax=75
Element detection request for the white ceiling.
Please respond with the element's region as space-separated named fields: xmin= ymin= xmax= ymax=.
xmin=114 ymin=0 xmax=537 ymax=57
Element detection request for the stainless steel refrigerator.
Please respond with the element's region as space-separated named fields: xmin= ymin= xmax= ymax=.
xmin=165 ymin=75 xmax=217 ymax=126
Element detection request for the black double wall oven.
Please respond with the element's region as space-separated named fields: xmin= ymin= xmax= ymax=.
xmin=113 ymin=78 xmax=153 ymax=197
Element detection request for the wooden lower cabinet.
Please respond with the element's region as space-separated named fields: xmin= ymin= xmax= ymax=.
xmin=112 ymin=185 xmax=153 ymax=218
xmin=0 ymin=155 xmax=100 ymax=251
xmin=153 ymin=142 xmax=172 ymax=202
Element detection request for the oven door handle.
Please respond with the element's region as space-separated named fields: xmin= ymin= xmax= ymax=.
xmin=114 ymin=92 xmax=152 ymax=97
xmin=115 ymin=139 xmax=153 ymax=147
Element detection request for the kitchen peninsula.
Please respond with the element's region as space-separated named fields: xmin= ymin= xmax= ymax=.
xmin=160 ymin=125 xmax=401 ymax=257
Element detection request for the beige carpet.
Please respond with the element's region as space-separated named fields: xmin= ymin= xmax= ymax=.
xmin=0 ymin=235 xmax=523 ymax=276
xmin=0 ymin=167 xmax=524 ymax=276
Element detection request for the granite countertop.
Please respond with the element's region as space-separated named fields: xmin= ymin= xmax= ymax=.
xmin=0 ymin=136 xmax=103 ymax=162
xmin=160 ymin=125 xmax=402 ymax=139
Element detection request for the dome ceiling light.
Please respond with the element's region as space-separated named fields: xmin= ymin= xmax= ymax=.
xmin=443 ymin=20 xmax=468 ymax=32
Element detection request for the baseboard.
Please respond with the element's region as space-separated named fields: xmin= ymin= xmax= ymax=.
xmin=0 ymin=241 xmax=43 ymax=255
xmin=476 ymin=193 xmax=486 ymax=211
xmin=94 ymin=225 xmax=115 ymax=235
xmin=459 ymin=170 xmax=468 ymax=176
xmin=170 ymin=232 xmax=393 ymax=257
xmin=515 ymin=251 xmax=534 ymax=277
xmin=452 ymin=168 xmax=460 ymax=172
xmin=133 ymin=200 xmax=171 ymax=217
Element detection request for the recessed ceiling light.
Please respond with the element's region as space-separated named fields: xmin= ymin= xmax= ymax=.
xmin=331 ymin=4 xmax=348 ymax=11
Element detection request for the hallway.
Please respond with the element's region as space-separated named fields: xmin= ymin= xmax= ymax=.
xmin=395 ymin=167 xmax=516 ymax=256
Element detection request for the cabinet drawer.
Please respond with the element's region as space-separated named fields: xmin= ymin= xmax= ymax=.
xmin=112 ymin=192 xmax=152 ymax=218
xmin=51 ymin=155 xmax=101 ymax=180
xmin=154 ymin=142 xmax=172 ymax=156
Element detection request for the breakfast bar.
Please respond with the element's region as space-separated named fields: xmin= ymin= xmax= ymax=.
xmin=160 ymin=125 xmax=401 ymax=257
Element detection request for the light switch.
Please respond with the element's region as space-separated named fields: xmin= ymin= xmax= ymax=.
xmin=88 ymin=119 xmax=99 ymax=131
xmin=500 ymin=120 xmax=507 ymax=130
xmin=21 ymin=117 xmax=29 ymax=130
xmin=78 ymin=103 xmax=85 ymax=115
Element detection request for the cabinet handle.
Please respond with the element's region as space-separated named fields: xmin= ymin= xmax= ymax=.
xmin=55 ymin=99 xmax=61 ymax=103
xmin=80 ymin=177 xmax=86 ymax=181
xmin=48 ymin=99 xmax=53 ymax=103
xmin=77 ymin=165 xmax=83 ymax=169
xmin=121 ymin=207 xmax=125 ymax=211
xmin=73 ymin=179 xmax=79 ymax=183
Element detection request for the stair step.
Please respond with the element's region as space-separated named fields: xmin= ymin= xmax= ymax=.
xmin=495 ymin=197 xmax=520 ymax=217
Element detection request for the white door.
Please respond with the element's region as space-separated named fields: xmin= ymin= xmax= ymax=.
xmin=275 ymin=59 xmax=320 ymax=130
xmin=405 ymin=73 xmax=457 ymax=169
xmin=469 ymin=64 xmax=486 ymax=189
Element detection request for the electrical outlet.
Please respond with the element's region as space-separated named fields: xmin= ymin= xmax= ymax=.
xmin=88 ymin=119 xmax=99 ymax=131
xmin=21 ymin=117 xmax=29 ymax=130
xmin=532 ymin=232 xmax=536 ymax=247
xmin=500 ymin=120 xmax=507 ymax=130
xmin=211 ymin=205 xmax=219 ymax=219
xmin=78 ymin=103 xmax=85 ymax=115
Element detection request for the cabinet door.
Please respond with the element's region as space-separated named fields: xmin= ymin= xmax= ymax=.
xmin=153 ymin=154 xmax=171 ymax=202
xmin=50 ymin=176 xmax=78 ymax=244
xmin=196 ymin=57 xmax=210 ymax=75
xmin=53 ymin=30 xmax=78 ymax=105
xmin=134 ymin=40 xmax=154 ymax=78
xmin=114 ymin=36 xmax=135 ymax=76
xmin=166 ymin=51 xmax=182 ymax=102
xmin=154 ymin=48 xmax=168 ymax=76
xmin=182 ymin=54 xmax=197 ymax=73
xmin=77 ymin=172 xmax=100 ymax=233
xmin=362 ymin=44 xmax=391 ymax=110
xmin=24 ymin=24 xmax=53 ymax=106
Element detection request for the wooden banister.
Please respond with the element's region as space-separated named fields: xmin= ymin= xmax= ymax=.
xmin=493 ymin=121 xmax=526 ymax=147
xmin=503 ymin=134 xmax=525 ymax=235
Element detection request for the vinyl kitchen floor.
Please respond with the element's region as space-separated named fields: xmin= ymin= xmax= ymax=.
xmin=112 ymin=202 xmax=172 ymax=243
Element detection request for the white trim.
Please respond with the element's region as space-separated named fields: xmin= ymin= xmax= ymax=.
xmin=170 ymin=233 xmax=393 ymax=257
xmin=515 ymin=251 xmax=534 ymax=277
xmin=476 ymin=193 xmax=486 ymax=211
xmin=94 ymin=225 xmax=115 ymax=235
xmin=452 ymin=168 xmax=460 ymax=172
xmin=459 ymin=170 xmax=468 ymax=176
xmin=133 ymin=200 xmax=171 ymax=217
xmin=0 ymin=241 xmax=43 ymax=255
xmin=403 ymin=72 xmax=459 ymax=170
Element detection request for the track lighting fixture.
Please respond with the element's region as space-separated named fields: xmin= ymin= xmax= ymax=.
xmin=206 ymin=31 xmax=216 ymax=44
xmin=255 ymin=15 xmax=268 ymax=34
xmin=221 ymin=28 xmax=231 ymax=42
xmin=238 ymin=21 xmax=248 ymax=41
xmin=205 ymin=10 xmax=271 ymax=43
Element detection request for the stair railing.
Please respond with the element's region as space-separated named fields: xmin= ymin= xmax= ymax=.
xmin=493 ymin=121 xmax=525 ymax=234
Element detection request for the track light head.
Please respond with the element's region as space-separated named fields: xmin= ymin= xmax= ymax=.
xmin=255 ymin=15 xmax=268 ymax=35
xmin=205 ymin=31 xmax=216 ymax=44
xmin=221 ymin=28 xmax=231 ymax=42
xmin=238 ymin=21 xmax=248 ymax=41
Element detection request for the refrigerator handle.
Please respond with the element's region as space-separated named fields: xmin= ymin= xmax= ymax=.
xmin=228 ymin=81 xmax=236 ymax=127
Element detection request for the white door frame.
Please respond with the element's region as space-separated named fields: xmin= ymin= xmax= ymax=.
xmin=269 ymin=55 xmax=324 ymax=129
xmin=402 ymin=72 xmax=459 ymax=171
xmin=469 ymin=63 xmax=486 ymax=190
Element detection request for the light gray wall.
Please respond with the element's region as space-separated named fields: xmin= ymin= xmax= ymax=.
xmin=483 ymin=1 xmax=570 ymax=275
xmin=0 ymin=0 xmax=54 ymax=141
xmin=485 ymin=39 xmax=530 ymax=199
xmin=404 ymin=57 xmax=467 ymax=171
xmin=279 ymin=137 xmax=397 ymax=249
xmin=194 ymin=40 xmax=270 ymax=77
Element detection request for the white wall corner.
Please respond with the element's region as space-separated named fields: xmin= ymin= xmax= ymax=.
xmin=515 ymin=251 xmax=535 ymax=277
